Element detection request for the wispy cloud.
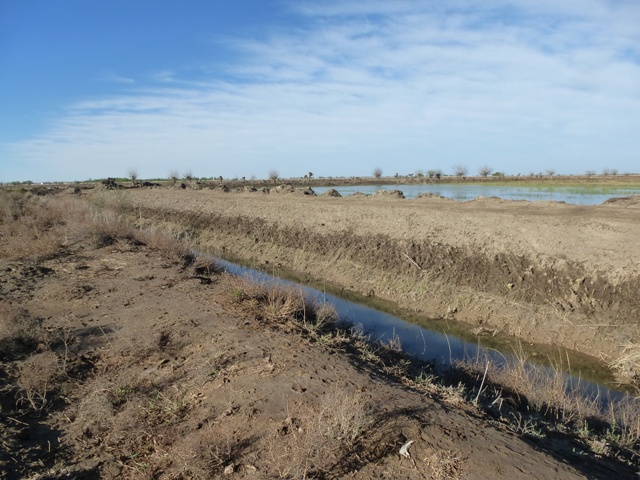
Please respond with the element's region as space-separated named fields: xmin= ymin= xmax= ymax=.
xmin=7 ymin=0 xmax=640 ymax=181
xmin=98 ymin=72 xmax=136 ymax=84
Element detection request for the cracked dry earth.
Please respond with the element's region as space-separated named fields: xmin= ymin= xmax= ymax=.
xmin=0 ymin=227 xmax=636 ymax=478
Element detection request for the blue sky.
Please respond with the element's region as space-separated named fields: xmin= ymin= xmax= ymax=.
xmin=2 ymin=0 xmax=639 ymax=182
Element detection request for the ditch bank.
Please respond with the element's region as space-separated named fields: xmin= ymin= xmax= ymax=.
xmin=121 ymin=188 xmax=640 ymax=384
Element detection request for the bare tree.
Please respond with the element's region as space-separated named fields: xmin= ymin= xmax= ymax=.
xmin=184 ymin=170 xmax=194 ymax=182
xmin=453 ymin=164 xmax=468 ymax=178
xmin=169 ymin=170 xmax=179 ymax=185
xmin=478 ymin=165 xmax=492 ymax=177
xmin=128 ymin=168 xmax=138 ymax=185
xmin=268 ymin=169 xmax=279 ymax=183
xmin=545 ymin=169 xmax=555 ymax=177
xmin=373 ymin=167 xmax=383 ymax=178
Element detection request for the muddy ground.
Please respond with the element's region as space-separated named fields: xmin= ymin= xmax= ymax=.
xmin=125 ymin=187 xmax=640 ymax=383
xmin=1 ymin=188 xmax=638 ymax=479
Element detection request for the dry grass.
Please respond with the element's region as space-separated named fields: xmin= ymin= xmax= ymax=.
xmin=612 ymin=342 xmax=640 ymax=383
xmin=456 ymin=344 xmax=604 ymax=423
xmin=266 ymin=389 xmax=372 ymax=478
xmin=453 ymin=343 xmax=640 ymax=455
xmin=226 ymin=276 xmax=338 ymax=335
xmin=0 ymin=304 xmax=41 ymax=357
xmin=422 ymin=447 xmax=464 ymax=480
xmin=0 ymin=189 xmax=190 ymax=266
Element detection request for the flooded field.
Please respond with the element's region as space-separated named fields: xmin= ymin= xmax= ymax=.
xmin=313 ymin=183 xmax=640 ymax=204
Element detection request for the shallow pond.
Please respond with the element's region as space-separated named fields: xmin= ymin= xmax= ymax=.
xmin=313 ymin=184 xmax=640 ymax=205
xmin=217 ymin=257 xmax=628 ymax=402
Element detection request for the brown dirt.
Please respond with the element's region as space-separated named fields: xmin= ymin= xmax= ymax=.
xmin=125 ymin=188 xmax=640 ymax=382
xmin=1 ymin=190 xmax=638 ymax=479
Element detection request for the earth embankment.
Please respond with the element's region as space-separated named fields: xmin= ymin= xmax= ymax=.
xmin=125 ymin=188 xmax=640 ymax=379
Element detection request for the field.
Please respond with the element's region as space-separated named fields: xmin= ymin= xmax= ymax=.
xmin=128 ymin=184 xmax=640 ymax=384
xmin=1 ymin=185 xmax=639 ymax=479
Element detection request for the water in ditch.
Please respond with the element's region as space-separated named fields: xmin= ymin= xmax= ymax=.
xmin=215 ymin=257 xmax=631 ymax=403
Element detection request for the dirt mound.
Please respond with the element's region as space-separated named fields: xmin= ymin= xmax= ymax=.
xmin=603 ymin=195 xmax=640 ymax=207
xmin=322 ymin=188 xmax=342 ymax=197
xmin=415 ymin=192 xmax=446 ymax=200
xmin=296 ymin=186 xmax=316 ymax=196
xmin=371 ymin=189 xmax=405 ymax=198
xmin=273 ymin=183 xmax=296 ymax=194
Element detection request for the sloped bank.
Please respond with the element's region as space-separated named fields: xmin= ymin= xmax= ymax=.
xmin=124 ymin=188 xmax=640 ymax=383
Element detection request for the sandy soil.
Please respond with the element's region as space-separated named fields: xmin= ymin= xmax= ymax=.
xmin=2 ymin=204 xmax=636 ymax=479
xmin=126 ymin=187 xmax=640 ymax=381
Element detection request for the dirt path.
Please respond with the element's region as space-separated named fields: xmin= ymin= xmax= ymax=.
xmin=2 ymin=217 xmax=635 ymax=479
xmin=126 ymin=188 xmax=640 ymax=381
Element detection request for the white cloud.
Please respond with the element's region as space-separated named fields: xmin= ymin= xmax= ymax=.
xmin=7 ymin=0 xmax=640 ymax=181
xmin=98 ymin=72 xmax=136 ymax=84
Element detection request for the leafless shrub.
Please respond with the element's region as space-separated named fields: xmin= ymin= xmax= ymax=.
xmin=128 ymin=168 xmax=138 ymax=185
xmin=310 ymin=301 xmax=338 ymax=331
xmin=452 ymin=165 xmax=468 ymax=177
xmin=478 ymin=165 xmax=493 ymax=177
xmin=373 ymin=167 xmax=383 ymax=178
xmin=268 ymin=169 xmax=279 ymax=183
xmin=17 ymin=351 xmax=60 ymax=410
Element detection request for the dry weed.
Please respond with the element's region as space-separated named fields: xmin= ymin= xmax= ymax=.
xmin=607 ymin=396 xmax=640 ymax=447
xmin=456 ymin=344 xmax=603 ymax=425
xmin=139 ymin=227 xmax=189 ymax=262
xmin=263 ymin=285 xmax=306 ymax=322
xmin=318 ymin=388 xmax=372 ymax=446
xmin=612 ymin=342 xmax=640 ymax=382
xmin=0 ymin=304 xmax=40 ymax=356
xmin=266 ymin=390 xmax=372 ymax=478
xmin=17 ymin=350 xmax=60 ymax=410
xmin=421 ymin=446 xmax=464 ymax=480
